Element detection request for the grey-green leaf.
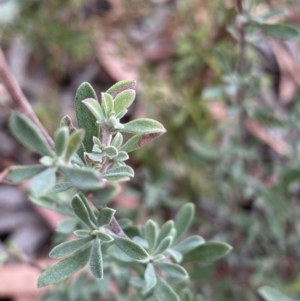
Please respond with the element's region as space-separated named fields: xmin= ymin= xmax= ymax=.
xmin=258 ymin=286 xmax=294 ymax=301
xmin=259 ymin=23 xmax=300 ymax=40
xmin=103 ymin=146 xmax=118 ymax=158
xmin=75 ymin=82 xmax=99 ymax=153
xmin=50 ymin=236 xmax=93 ymax=258
xmin=156 ymin=220 xmax=174 ymax=249
xmin=111 ymin=132 xmax=123 ymax=148
xmin=106 ymin=79 xmax=136 ymax=98
xmin=153 ymin=276 xmax=180 ymax=301
xmin=38 ymin=247 xmax=91 ymax=287
xmin=82 ymin=98 xmax=105 ymax=124
xmin=101 ymin=93 xmax=114 ymax=117
xmin=113 ymin=236 xmax=149 ymax=260
xmin=121 ymin=118 xmax=166 ymax=135
xmin=97 ymin=208 xmax=116 ymax=227
xmin=30 ymin=167 xmax=56 ymax=197
xmin=154 ymin=262 xmax=188 ymax=280
xmin=72 ymin=194 xmax=97 ymax=229
xmin=113 ymin=89 xmax=136 ymax=115
xmin=172 ymin=235 xmax=205 ymax=254
xmin=144 ymin=263 xmax=157 ymax=293
xmin=65 ymin=129 xmax=85 ymax=162
xmin=9 ymin=112 xmax=53 ymax=156
xmin=94 ymin=185 xmax=120 ymax=206
xmin=6 ymin=165 xmax=46 ymax=184
xmin=48 ymin=182 xmax=74 ymax=194
xmin=174 ymin=203 xmax=195 ymax=240
xmin=54 ymin=127 xmax=69 ymax=157
xmin=60 ymin=166 xmax=101 ymax=190
xmin=101 ymin=165 xmax=134 ymax=181
xmin=145 ymin=220 xmax=158 ymax=253
xmin=96 ymin=232 xmax=113 ymax=242
xmin=78 ymin=193 xmax=98 ymax=226
xmin=90 ymin=238 xmax=103 ymax=278
xmin=154 ymin=236 xmax=173 ymax=255
xmin=74 ymin=229 xmax=90 ymax=237
xmin=182 ymin=241 xmax=232 ymax=263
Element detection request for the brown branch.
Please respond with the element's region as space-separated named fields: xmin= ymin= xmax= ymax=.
xmin=0 ymin=48 xmax=54 ymax=148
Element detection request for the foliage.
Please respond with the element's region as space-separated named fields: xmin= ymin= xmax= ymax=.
xmin=5 ymin=80 xmax=232 ymax=299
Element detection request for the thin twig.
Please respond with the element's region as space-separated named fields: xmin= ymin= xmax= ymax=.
xmin=0 ymin=48 xmax=54 ymax=148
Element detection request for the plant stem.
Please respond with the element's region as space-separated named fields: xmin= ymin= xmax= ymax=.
xmin=0 ymin=48 xmax=54 ymax=149
xmin=110 ymin=216 xmax=128 ymax=238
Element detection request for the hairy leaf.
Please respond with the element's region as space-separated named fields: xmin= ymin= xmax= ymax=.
xmin=54 ymin=127 xmax=69 ymax=157
xmin=72 ymin=194 xmax=97 ymax=229
xmin=50 ymin=236 xmax=93 ymax=258
xmin=258 ymin=286 xmax=294 ymax=301
xmin=111 ymin=132 xmax=123 ymax=148
xmin=144 ymin=263 xmax=157 ymax=293
xmin=122 ymin=118 xmax=166 ymax=135
xmin=75 ymin=82 xmax=99 ymax=152
xmin=113 ymin=89 xmax=136 ymax=115
xmin=96 ymin=232 xmax=113 ymax=242
xmin=97 ymin=208 xmax=116 ymax=227
xmin=60 ymin=166 xmax=101 ymax=190
xmin=182 ymin=241 xmax=232 ymax=263
xmin=173 ymin=236 xmax=205 ymax=254
xmin=156 ymin=221 xmax=174 ymax=249
xmin=74 ymin=229 xmax=90 ymax=237
xmin=154 ymin=236 xmax=173 ymax=255
xmin=38 ymin=247 xmax=91 ymax=287
xmin=78 ymin=193 xmax=98 ymax=226
xmin=48 ymin=182 xmax=74 ymax=194
xmin=65 ymin=129 xmax=85 ymax=162
xmin=82 ymin=98 xmax=105 ymax=124
xmin=145 ymin=220 xmax=158 ymax=253
xmin=154 ymin=262 xmax=188 ymax=280
xmin=9 ymin=112 xmax=53 ymax=156
xmin=101 ymin=93 xmax=114 ymax=117
xmin=94 ymin=185 xmax=120 ymax=206
xmin=30 ymin=167 xmax=56 ymax=197
xmin=103 ymin=146 xmax=118 ymax=158
xmin=174 ymin=203 xmax=195 ymax=240
xmin=106 ymin=79 xmax=136 ymax=98
xmin=90 ymin=238 xmax=103 ymax=278
xmin=113 ymin=236 xmax=149 ymax=260
xmin=6 ymin=165 xmax=46 ymax=184
xmin=153 ymin=276 xmax=180 ymax=301
xmin=101 ymin=165 xmax=134 ymax=181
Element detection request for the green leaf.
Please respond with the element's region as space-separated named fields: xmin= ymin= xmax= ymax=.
xmin=101 ymin=93 xmax=114 ymax=117
xmin=65 ymin=129 xmax=85 ymax=162
xmin=107 ymin=245 xmax=133 ymax=262
xmin=182 ymin=241 xmax=232 ymax=263
xmin=111 ymin=132 xmax=123 ymax=148
xmin=97 ymin=208 xmax=116 ymax=227
xmin=106 ymin=79 xmax=136 ymax=98
xmin=96 ymin=232 xmax=113 ymax=242
xmin=75 ymin=82 xmax=100 ymax=152
xmin=78 ymin=193 xmax=98 ymax=226
xmin=101 ymin=165 xmax=134 ymax=181
xmin=72 ymin=194 xmax=97 ymax=229
xmin=122 ymin=118 xmax=166 ymax=135
xmin=144 ymin=263 xmax=157 ymax=293
xmin=54 ymin=127 xmax=69 ymax=157
xmin=74 ymin=230 xmax=90 ymax=237
xmin=94 ymin=185 xmax=120 ymax=206
xmin=103 ymin=146 xmax=118 ymax=158
xmin=113 ymin=151 xmax=129 ymax=162
xmin=113 ymin=236 xmax=149 ymax=260
xmin=29 ymin=167 xmax=56 ymax=197
xmin=145 ymin=220 xmax=158 ymax=253
xmin=173 ymin=235 xmax=205 ymax=254
xmin=50 ymin=236 xmax=93 ymax=258
xmin=258 ymin=286 xmax=294 ymax=301
xmin=6 ymin=165 xmax=46 ymax=184
xmin=48 ymin=182 xmax=74 ymax=194
xmin=154 ymin=262 xmax=188 ymax=280
xmin=38 ymin=247 xmax=91 ymax=287
xmin=259 ymin=23 xmax=300 ymax=40
xmin=113 ymin=89 xmax=136 ymax=115
xmin=154 ymin=236 xmax=173 ymax=255
xmin=9 ymin=112 xmax=53 ymax=156
xmin=174 ymin=203 xmax=195 ymax=240
xmin=60 ymin=166 xmax=101 ymax=190
xmin=165 ymin=249 xmax=182 ymax=263
xmin=153 ymin=276 xmax=180 ymax=301
xmin=120 ymin=131 xmax=165 ymax=153
xmin=57 ymin=219 xmax=78 ymax=233
xmin=82 ymin=98 xmax=105 ymax=124
xmin=156 ymin=221 xmax=174 ymax=249
xmin=89 ymin=238 xmax=103 ymax=278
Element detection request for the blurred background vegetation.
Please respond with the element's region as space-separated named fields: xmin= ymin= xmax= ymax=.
xmin=2 ymin=0 xmax=300 ymax=300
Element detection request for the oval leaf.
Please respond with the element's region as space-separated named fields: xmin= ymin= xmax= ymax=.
xmin=106 ymin=79 xmax=136 ymax=97
xmin=113 ymin=236 xmax=149 ymax=260
xmin=122 ymin=118 xmax=166 ymax=135
xmin=113 ymin=89 xmax=136 ymax=115
xmin=145 ymin=220 xmax=158 ymax=253
xmin=75 ymin=82 xmax=99 ymax=153
xmin=97 ymin=208 xmax=116 ymax=227
xmin=101 ymin=93 xmax=114 ymax=116
xmin=72 ymin=194 xmax=97 ymax=229
xmin=172 ymin=235 xmax=205 ymax=254
xmin=154 ymin=276 xmax=180 ymax=301
xmin=154 ymin=236 xmax=173 ymax=255
xmin=182 ymin=241 xmax=232 ymax=263
xmin=38 ymin=247 xmax=91 ymax=287
xmin=101 ymin=165 xmax=134 ymax=181
xmin=6 ymin=165 xmax=46 ymax=184
xmin=156 ymin=220 xmax=174 ymax=249
xmin=154 ymin=262 xmax=188 ymax=280
xmin=144 ymin=263 xmax=157 ymax=293
xmin=82 ymin=98 xmax=105 ymax=124
xmin=174 ymin=203 xmax=195 ymax=240
xmin=90 ymin=238 xmax=103 ymax=278
xmin=111 ymin=132 xmax=123 ymax=148
xmin=258 ymin=286 xmax=294 ymax=301
xmin=65 ymin=129 xmax=85 ymax=162
xmin=50 ymin=236 xmax=93 ymax=258
xmin=30 ymin=167 xmax=56 ymax=197
xmin=9 ymin=112 xmax=53 ymax=156
xmin=54 ymin=127 xmax=69 ymax=157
